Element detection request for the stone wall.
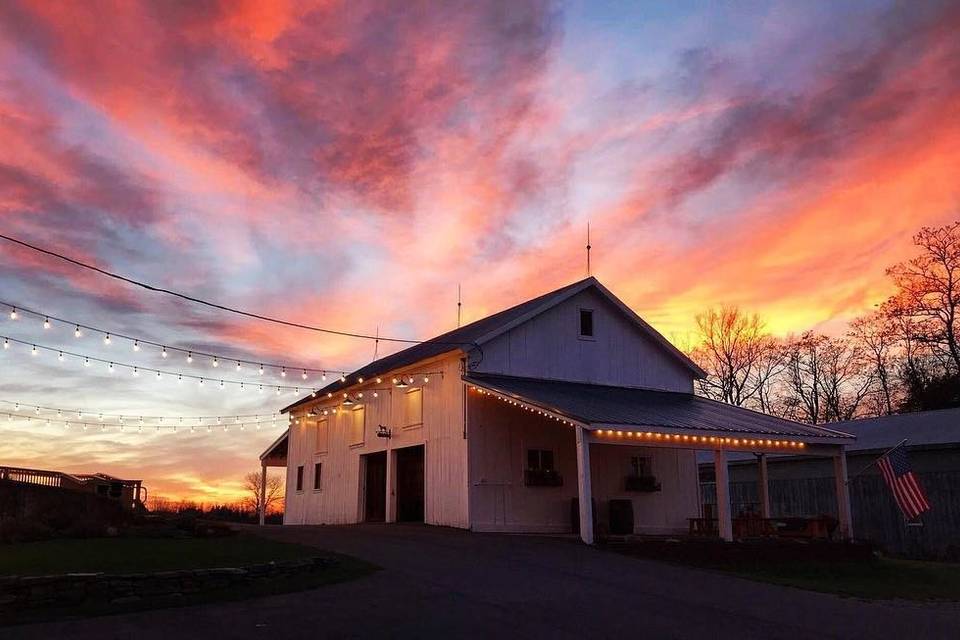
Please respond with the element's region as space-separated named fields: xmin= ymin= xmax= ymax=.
xmin=0 ymin=556 xmax=336 ymax=614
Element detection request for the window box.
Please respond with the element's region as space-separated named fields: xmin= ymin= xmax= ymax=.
xmin=624 ymin=475 xmax=661 ymax=492
xmin=525 ymin=468 xmax=563 ymax=487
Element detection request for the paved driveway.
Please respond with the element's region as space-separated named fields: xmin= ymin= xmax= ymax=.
xmin=8 ymin=524 xmax=959 ymax=639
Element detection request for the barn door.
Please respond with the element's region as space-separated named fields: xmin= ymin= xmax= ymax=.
xmin=396 ymin=445 xmax=425 ymax=522
xmin=364 ymin=451 xmax=387 ymax=522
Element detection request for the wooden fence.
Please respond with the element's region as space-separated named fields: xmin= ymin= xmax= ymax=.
xmin=702 ymin=470 xmax=960 ymax=559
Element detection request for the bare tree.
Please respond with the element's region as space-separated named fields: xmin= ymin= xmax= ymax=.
xmin=690 ymin=307 xmax=779 ymax=408
xmin=242 ymin=471 xmax=284 ymax=515
xmin=887 ymin=221 xmax=960 ymax=374
xmin=849 ymin=312 xmax=899 ymax=415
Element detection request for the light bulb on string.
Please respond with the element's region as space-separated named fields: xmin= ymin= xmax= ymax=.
xmin=133 ymin=340 xmax=140 ymax=352
xmin=14 ymin=403 xmax=19 ymax=411
xmin=198 ymin=377 xmax=204 ymax=387
xmin=103 ymin=333 xmax=111 ymax=345
xmin=340 ymin=374 xmax=346 ymax=382
xmin=219 ymin=379 xmax=225 ymax=390
xmin=177 ymin=374 xmax=182 ymax=384
xmin=31 ymin=344 xmax=37 ymax=356
xmin=57 ymin=351 xmax=64 ymax=362
xmin=281 ymin=367 xmax=287 ymax=378
xmin=156 ymin=371 xmax=162 ymax=381
xmin=108 ymin=362 xmax=114 ymax=373
xmin=43 ymin=317 xmax=50 ymax=329
xmin=3 ymin=338 xmax=8 ymax=349
xmin=161 ymin=346 xmax=167 ymax=358
xmin=301 ymin=370 xmax=307 ymax=380
xmin=321 ymin=372 xmax=327 ymax=381
xmin=74 ymin=325 xmax=82 ymax=338
xmin=133 ymin=367 xmax=139 ymax=377
xmin=258 ymin=364 xmax=264 ymax=375
xmin=84 ymin=357 xmax=90 ymax=367
xmin=187 ymin=352 xmax=193 ymax=363
xmin=236 ymin=361 xmax=241 ymax=372
xmin=212 ymin=357 xmax=219 ymax=368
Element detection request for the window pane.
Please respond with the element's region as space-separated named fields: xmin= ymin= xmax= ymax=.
xmin=580 ymin=309 xmax=593 ymax=336
xmin=404 ymin=388 xmax=423 ymax=427
xmin=541 ymin=450 xmax=555 ymax=471
xmin=527 ymin=449 xmax=539 ymax=470
xmin=296 ymin=465 xmax=304 ymax=491
xmin=314 ymin=462 xmax=322 ymax=490
xmin=351 ymin=407 xmax=365 ymax=445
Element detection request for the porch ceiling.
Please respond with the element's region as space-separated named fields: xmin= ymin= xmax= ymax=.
xmin=464 ymin=374 xmax=855 ymax=445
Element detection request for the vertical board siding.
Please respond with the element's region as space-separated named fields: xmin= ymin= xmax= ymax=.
xmin=701 ymin=470 xmax=960 ymax=559
xmin=475 ymin=289 xmax=693 ymax=392
xmin=283 ymin=354 xmax=468 ymax=528
xmin=468 ymin=391 xmax=699 ymax=533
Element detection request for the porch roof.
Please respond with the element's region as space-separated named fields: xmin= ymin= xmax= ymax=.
xmin=465 ymin=374 xmax=855 ymax=443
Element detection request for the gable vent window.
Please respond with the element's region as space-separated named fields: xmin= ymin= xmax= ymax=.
xmin=579 ymin=309 xmax=594 ymax=338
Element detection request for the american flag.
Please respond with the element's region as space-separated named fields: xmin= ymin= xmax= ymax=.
xmin=877 ymin=445 xmax=930 ymax=521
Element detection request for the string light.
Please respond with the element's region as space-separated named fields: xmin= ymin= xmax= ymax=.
xmin=1 ymin=298 xmax=350 ymax=379
xmin=57 ymin=351 xmax=64 ymax=362
xmin=9 ymin=307 xmax=16 ymax=320
xmin=43 ymin=317 xmax=50 ymax=329
xmin=0 ymin=336 xmax=316 ymax=395
xmin=212 ymin=357 xmax=219 ymax=368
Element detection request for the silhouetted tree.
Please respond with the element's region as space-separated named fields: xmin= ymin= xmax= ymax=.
xmin=242 ymin=471 xmax=284 ymax=515
xmin=887 ymin=221 xmax=960 ymax=374
xmin=690 ymin=307 xmax=781 ymax=409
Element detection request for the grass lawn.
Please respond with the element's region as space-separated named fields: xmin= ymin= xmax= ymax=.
xmin=0 ymin=533 xmax=325 ymax=576
xmin=0 ymin=532 xmax=378 ymax=624
xmin=725 ymin=557 xmax=960 ymax=601
xmin=607 ymin=542 xmax=960 ymax=601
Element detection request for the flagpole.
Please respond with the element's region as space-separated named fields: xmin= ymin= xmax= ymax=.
xmin=847 ymin=438 xmax=908 ymax=482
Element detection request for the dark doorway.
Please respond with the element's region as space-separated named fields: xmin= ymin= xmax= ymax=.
xmin=396 ymin=445 xmax=425 ymax=522
xmin=364 ymin=451 xmax=387 ymax=522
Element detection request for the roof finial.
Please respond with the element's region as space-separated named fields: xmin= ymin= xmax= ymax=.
xmin=586 ymin=222 xmax=592 ymax=277
xmin=457 ymin=284 xmax=462 ymax=328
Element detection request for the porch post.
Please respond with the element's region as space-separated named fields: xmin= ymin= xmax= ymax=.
xmin=714 ymin=449 xmax=733 ymax=541
xmin=833 ymin=449 xmax=853 ymax=540
xmin=385 ymin=446 xmax=396 ymax=523
xmin=258 ymin=463 xmax=267 ymax=526
xmin=757 ymin=454 xmax=771 ymax=519
xmin=575 ymin=425 xmax=594 ymax=545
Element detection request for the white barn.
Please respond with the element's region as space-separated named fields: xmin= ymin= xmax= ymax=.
xmin=260 ymin=277 xmax=855 ymax=543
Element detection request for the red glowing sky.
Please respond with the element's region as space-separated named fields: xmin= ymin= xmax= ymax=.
xmin=0 ymin=1 xmax=958 ymax=502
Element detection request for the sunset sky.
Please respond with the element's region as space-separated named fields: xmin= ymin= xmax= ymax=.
xmin=0 ymin=1 xmax=958 ymax=503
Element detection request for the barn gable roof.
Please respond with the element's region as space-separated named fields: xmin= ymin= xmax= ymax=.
xmin=282 ymin=277 xmax=704 ymax=413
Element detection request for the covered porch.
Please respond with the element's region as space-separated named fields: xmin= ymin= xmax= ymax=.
xmin=465 ymin=374 xmax=855 ymax=545
xmin=258 ymin=430 xmax=289 ymax=525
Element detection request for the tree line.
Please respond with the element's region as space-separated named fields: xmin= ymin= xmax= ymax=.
xmin=688 ymin=221 xmax=960 ymax=423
